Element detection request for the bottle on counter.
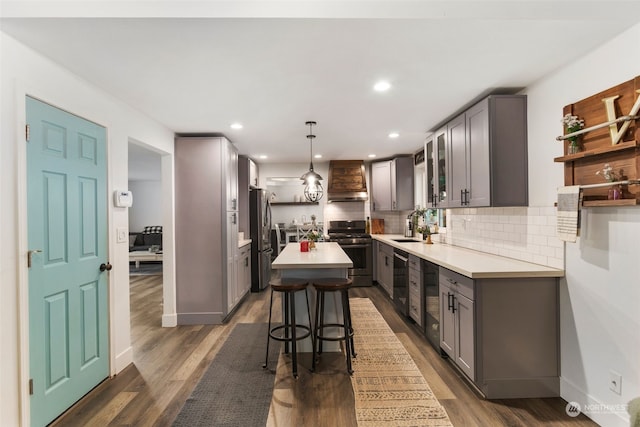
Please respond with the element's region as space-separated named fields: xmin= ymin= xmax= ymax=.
xmin=365 ymin=216 xmax=371 ymax=234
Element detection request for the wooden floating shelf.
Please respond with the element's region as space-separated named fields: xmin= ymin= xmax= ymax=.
xmin=582 ymin=199 xmax=639 ymax=207
xmin=554 ymin=140 xmax=639 ymax=163
xmin=271 ymin=202 xmax=319 ymax=206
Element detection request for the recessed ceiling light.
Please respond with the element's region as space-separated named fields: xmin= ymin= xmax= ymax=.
xmin=368 ymin=154 xmax=377 ymax=158
xmin=230 ymin=123 xmax=243 ymax=129
xmin=314 ymin=154 xmax=322 ymax=159
xmin=388 ymin=132 xmax=399 ymax=139
xmin=258 ymin=155 xmax=267 ymax=159
xmin=373 ymin=81 xmax=391 ymax=92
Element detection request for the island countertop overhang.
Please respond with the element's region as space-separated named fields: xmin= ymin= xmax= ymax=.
xmin=272 ymin=242 xmax=353 ymax=270
xmin=372 ymin=234 xmax=564 ymax=279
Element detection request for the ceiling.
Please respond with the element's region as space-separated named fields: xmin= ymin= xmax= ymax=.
xmin=2 ymin=1 xmax=640 ymax=164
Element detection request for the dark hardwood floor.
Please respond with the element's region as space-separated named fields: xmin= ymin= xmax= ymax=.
xmin=51 ymin=273 xmax=597 ymax=426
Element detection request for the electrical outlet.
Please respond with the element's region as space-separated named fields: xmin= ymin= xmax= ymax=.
xmin=609 ymin=370 xmax=622 ymax=395
xmin=117 ymin=227 xmax=128 ymax=244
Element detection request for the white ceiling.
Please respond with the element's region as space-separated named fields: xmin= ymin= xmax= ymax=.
xmin=2 ymin=1 xmax=640 ymax=164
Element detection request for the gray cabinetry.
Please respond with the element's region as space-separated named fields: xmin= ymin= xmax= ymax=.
xmin=175 ymin=136 xmax=240 ymax=324
xmin=376 ymin=242 xmax=394 ymax=296
xmin=439 ymin=266 xmax=559 ymax=398
xmin=371 ymin=157 xmax=414 ymax=211
xmin=427 ymin=127 xmax=448 ymax=207
xmin=439 ymin=268 xmax=475 ymax=380
xmin=408 ymin=255 xmax=423 ymax=327
xmin=238 ymin=155 xmax=258 ymax=236
xmin=436 ymin=95 xmax=527 ymax=208
xmin=236 ymin=243 xmax=251 ymax=305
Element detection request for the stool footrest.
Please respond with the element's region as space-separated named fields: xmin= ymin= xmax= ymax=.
xmin=269 ymin=324 xmax=312 ymax=342
xmin=316 ymin=323 xmax=354 ymax=341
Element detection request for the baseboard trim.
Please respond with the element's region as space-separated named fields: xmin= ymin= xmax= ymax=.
xmin=560 ymin=377 xmax=629 ymax=426
xmin=114 ymin=346 xmax=133 ymax=375
xmin=162 ymin=313 xmax=177 ymax=327
xmin=177 ymin=312 xmax=224 ymax=325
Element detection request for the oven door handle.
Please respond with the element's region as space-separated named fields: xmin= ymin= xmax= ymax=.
xmin=338 ymin=244 xmax=371 ymax=249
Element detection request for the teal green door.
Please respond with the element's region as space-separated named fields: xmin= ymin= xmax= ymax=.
xmin=27 ymin=96 xmax=109 ymax=427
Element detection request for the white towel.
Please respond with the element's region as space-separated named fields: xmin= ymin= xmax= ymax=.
xmin=557 ymin=186 xmax=582 ymax=242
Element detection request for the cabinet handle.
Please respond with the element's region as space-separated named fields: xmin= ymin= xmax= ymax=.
xmin=385 ymin=256 xmax=388 ymax=266
xmin=392 ymin=200 xmax=396 ymax=210
xmin=446 ymin=278 xmax=457 ymax=285
xmin=452 ymin=295 xmax=457 ymax=314
xmin=245 ymin=257 xmax=249 ymax=267
xmin=232 ymin=213 xmax=237 ymax=224
xmin=447 ymin=292 xmax=453 ymax=311
xmin=232 ymin=198 xmax=237 ymax=210
xmin=373 ymin=202 xmax=376 ymax=210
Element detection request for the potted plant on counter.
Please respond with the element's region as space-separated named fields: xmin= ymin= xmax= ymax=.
xmin=416 ymin=224 xmax=433 ymax=245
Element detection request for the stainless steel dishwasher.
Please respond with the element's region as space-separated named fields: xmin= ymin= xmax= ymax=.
xmin=393 ymin=249 xmax=409 ymax=316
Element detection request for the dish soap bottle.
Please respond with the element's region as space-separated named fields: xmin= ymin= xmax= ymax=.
xmin=365 ymin=216 xmax=371 ymax=234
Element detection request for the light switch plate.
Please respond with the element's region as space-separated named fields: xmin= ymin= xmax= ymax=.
xmin=117 ymin=227 xmax=128 ymax=244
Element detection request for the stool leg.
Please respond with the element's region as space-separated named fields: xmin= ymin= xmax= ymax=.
xmin=263 ymin=288 xmax=275 ymax=369
xmin=290 ymin=291 xmax=298 ymax=378
xmin=341 ymin=291 xmax=354 ymax=375
xmin=318 ymin=290 xmax=326 ymax=355
xmin=283 ymin=291 xmax=290 ymax=354
xmin=344 ymin=291 xmax=356 ymax=358
xmin=311 ymin=288 xmax=319 ymax=372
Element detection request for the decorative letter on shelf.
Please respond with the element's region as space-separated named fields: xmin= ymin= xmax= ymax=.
xmin=554 ymin=75 xmax=640 ymax=206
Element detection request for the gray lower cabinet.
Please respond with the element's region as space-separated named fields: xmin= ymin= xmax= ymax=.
xmin=439 ymin=266 xmax=559 ymax=398
xmin=236 ymin=243 xmax=251 ymax=305
xmin=408 ymin=255 xmax=423 ymax=327
xmin=376 ymin=242 xmax=394 ymax=297
xmin=440 ymin=268 xmax=475 ymax=380
xmin=175 ymin=136 xmax=239 ymax=324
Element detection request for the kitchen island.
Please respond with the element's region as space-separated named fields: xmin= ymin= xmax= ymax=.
xmin=271 ymin=242 xmax=353 ymax=352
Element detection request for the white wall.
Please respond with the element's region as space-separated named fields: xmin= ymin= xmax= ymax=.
xmin=0 ymin=32 xmax=176 ymax=427
xmin=128 ymin=180 xmax=163 ymax=232
xmin=523 ymin=23 xmax=640 ymax=426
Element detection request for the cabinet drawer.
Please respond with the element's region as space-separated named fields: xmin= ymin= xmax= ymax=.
xmin=408 ymin=254 xmax=421 ymax=270
xmin=409 ymin=289 xmax=422 ymax=325
xmin=439 ymin=267 xmax=474 ymax=300
xmin=409 ymin=269 xmax=421 ymax=293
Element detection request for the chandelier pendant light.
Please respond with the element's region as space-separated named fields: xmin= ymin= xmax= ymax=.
xmin=300 ymin=121 xmax=324 ymax=202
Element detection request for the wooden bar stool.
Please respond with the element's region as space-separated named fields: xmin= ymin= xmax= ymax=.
xmin=263 ymin=277 xmax=313 ymax=378
xmin=311 ymin=277 xmax=356 ymax=375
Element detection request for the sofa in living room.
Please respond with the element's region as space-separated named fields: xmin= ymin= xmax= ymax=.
xmin=129 ymin=226 xmax=163 ymax=252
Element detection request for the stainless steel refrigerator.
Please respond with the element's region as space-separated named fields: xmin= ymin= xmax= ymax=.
xmin=249 ymin=188 xmax=273 ymax=292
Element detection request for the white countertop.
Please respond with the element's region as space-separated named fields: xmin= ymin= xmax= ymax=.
xmin=238 ymin=239 xmax=252 ymax=248
xmin=372 ymin=234 xmax=564 ymax=279
xmin=272 ymin=242 xmax=353 ymax=270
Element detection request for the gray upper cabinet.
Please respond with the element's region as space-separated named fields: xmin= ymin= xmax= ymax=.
xmin=435 ymin=95 xmax=528 ymax=208
xmin=371 ymin=157 xmax=414 ymax=211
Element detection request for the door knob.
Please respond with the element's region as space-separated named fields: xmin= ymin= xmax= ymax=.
xmin=99 ymin=263 xmax=113 ymax=272
xmin=27 ymin=249 xmax=43 ymax=268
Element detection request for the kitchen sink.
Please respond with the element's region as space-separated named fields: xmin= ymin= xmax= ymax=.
xmin=391 ymin=238 xmax=419 ymax=243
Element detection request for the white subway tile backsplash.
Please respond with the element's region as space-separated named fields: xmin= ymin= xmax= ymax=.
xmin=446 ymin=206 xmax=564 ymax=269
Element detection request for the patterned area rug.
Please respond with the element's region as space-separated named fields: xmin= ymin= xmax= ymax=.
xmin=349 ymin=298 xmax=453 ymax=426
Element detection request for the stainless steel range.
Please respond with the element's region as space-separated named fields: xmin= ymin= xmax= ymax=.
xmin=326 ymin=220 xmax=372 ymax=287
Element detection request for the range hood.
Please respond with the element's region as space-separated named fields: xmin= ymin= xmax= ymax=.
xmin=327 ymin=160 xmax=369 ymax=202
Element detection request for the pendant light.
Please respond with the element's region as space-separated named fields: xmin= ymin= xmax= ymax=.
xmin=300 ymin=121 xmax=324 ymax=202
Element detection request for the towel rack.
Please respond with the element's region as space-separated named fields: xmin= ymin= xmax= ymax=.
xmin=556 ymin=115 xmax=639 ymax=141
xmin=578 ymin=179 xmax=640 ymax=189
